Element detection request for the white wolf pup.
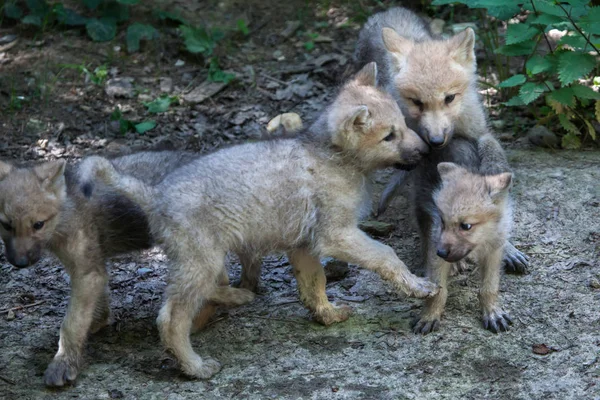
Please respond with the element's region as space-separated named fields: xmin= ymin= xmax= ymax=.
xmin=79 ymin=62 xmax=438 ymax=379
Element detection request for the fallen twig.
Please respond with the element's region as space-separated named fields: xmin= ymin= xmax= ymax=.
xmin=0 ymin=300 xmax=46 ymax=314
xmin=0 ymin=374 xmax=15 ymax=385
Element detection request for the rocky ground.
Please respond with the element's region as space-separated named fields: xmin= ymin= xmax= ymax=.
xmin=0 ymin=1 xmax=599 ymax=399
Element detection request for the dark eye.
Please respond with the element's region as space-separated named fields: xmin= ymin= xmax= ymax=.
xmin=33 ymin=221 xmax=45 ymax=230
xmin=445 ymin=94 xmax=456 ymax=105
xmin=0 ymin=221 xmax=11 ymax=231
xmin=459 ymin=223 xmax=472 ymax=231
xmin=412 ymin=99 xmax=423 ymax=108
xmin=383 ymin=130 xmax=395 ymax=142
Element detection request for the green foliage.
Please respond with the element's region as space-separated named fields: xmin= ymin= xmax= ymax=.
xmin=60 ymin=63 xmax=108 ymax=85
xmin=208 ymin=58 xmax=235 ymax=83
xmin=435 ymin=0 xmax=600 ymax=148
xmin=180 ymin=25 xmax=223 ymax=55
xmin=110 ymin=108 xmax=156 ymax=134
xmin=4 ymin=0 xmax=157 ymax=49
xmin=144 ymin=96 xmax=178 ymax=114
xmin=126 ymin=23 xmax=158 ymax=52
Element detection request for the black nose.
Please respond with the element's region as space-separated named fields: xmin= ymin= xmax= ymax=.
xmin=12 ymin=256 xmax=31 ymax=268
xmin=436 ymin=248 xmax=449 ymax=259
xmin=429 ymin=135 xmax=445 ymax=147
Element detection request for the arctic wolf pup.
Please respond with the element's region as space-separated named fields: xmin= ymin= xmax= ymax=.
xmin=0 ymin=151 xmax=244 ymax=387
xmin=409 ymin=137 xmax=514 ymax=335
xmin=79 ymin=62 xmax=438 ymax=379
xmin=354 ymin=7 xmax=528 ymax=272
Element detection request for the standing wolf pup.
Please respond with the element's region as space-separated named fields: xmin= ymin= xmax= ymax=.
xmin=408 ymin=136 xmax=514 ymax=334
xmin=354 ymin=7 xmax=528 ymax=273
xmin=80 ymin=62 xmax=439 ymax=379
xmin=0 ymin=151 xmax=251 ymax=387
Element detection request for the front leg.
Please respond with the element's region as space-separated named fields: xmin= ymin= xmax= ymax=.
xmin=44 ymin=255 xmax=108 ymax=387
xmin=320 ymin=228 xmax=439 ymax=299
xmin=479 ymin=246 xmax=512 ymax=333
xmin=503 ymin=241 xmax=529 ymax=274
xmin=413 ymin=251 xmax=451 ymax=335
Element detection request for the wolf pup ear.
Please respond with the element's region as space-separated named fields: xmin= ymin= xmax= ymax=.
xmin=437 ymin=162 xmax=460 ymax=179
xmin=486 ymin=172 xmax=513 ymax=199
xmin=0 ymin=161 xmax=12 ymax=180
xmin=449 ymin=28 xmax=475 ymax=68
xmin=382 ymin=27 xmax=414 ymax=72
xmin=354 ymin=62 xmax=378 ymax=87
xmin=346 ymin=105 xmax=370 ymax=131
xmin=34 ymin=160 xmax=66 ymax=191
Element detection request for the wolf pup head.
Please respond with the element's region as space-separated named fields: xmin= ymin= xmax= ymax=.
xmin=0 ymin=160 xmax=66 ymax=268
xmin=328 ymin=62 xmax=428 ymax=171
xmin=433 ymin=162 xmax=512 ymax=262
xmin=382 ymin=27 xmax=476 ymax=149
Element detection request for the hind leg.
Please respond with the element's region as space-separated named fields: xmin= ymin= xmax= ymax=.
xmin=158 ymin=250 xmax=226 ymax=379
xmin=191 ymin=269 xmax=228 ymax=333
xmin=90 ymin=286 xmax=112 ymax=334
xmin=236 ymin=252 xmax=262 ymax=292
xmin=288 ymin=249 xmax=351 ymax=326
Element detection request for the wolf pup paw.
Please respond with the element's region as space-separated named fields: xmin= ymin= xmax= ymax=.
xmin=405 ymin=276 xmax=440 ymax=299
xmin=412 ymin=316 xmax=441 ymax=335
xmin=313 ymin=304 xmax=352 ymax=326
xmin=181 ymin=357 xmax=221 ymax=379
xmin=482 ymin=309 xmax=512 ymax=333
xmin=44 ymin=357 xmax=79 ymax=387
xmin=503 ymin=244 xmax=529 ymax=274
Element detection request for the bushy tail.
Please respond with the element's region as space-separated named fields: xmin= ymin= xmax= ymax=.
xmin=78 ymin=156 xmax=156 ymax=215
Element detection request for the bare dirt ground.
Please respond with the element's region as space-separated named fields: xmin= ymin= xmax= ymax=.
xmin=1 ymin=1 xmax=599 ymax=399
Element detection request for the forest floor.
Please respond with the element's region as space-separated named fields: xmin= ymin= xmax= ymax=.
xmin=0 ymin=1 xmax=599 ymax=399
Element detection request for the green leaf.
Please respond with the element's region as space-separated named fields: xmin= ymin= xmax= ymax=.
xmin=431 ymin=0 xmax=468 ymax=5
xmin=208 ymin=59 xmax=235 ymax=83
xmin=558 ymin=51 xmax=596 ymax=85
xmin=236 ymin=19 xmax=249 ymax=35
xmin=135 ymin=120 xmax=156 ymax=133
xmin=504 ymin=95 xmax=526 ymax=107
xmin=86 ymin=18 xmax=117 ymax=42
xmin=523 ymin=1 xmax=565 ymax=17
xmin=559 ymin=113 xmax=579 ymax=134
xmin=526 ymin=55 xmax=553 ymax=75
xmin=26 ymin=0 xmax=49 ymax=15
xmin=498 ymin=74 xmax=526 ymax=88
xmin=519 ymin=82 xmax=548 ymax=104
xmin=54 ymin=5 xmax=88 ymax=26
xmin=561 ymin=132 xmax=581 ymax=149
xmin=4 ymin=2 xmax=23 ymax=19
xmin=558 ymin=34 xmax=589 ymax=49
xmin=180 ymin=25 xmax=216 ymax=55
xmin=505 ymin=23 xmax=539 ymax=45
xmin=496 ymin=40 xmax=537 ymax=56
xmin=117 ymin=0 xmax=140 ymax=4
xmin=126 ymin=23 xmax=157 ymax=53
xmin=548 ymin=87 xmax=576 ymax=107
xmin=580 ymin=7 xmax=600 ymax=34
xmin=101 ymin=2 xmax=129 ymax=23
xmin=528 ymin=13 xmax=564 ymax=26
xmin=571 ymin=84 xmax=600 ymax=100
xmin=21 ymin=14 xmax=42 ymax=26
xmin=144 ymin=96 xmax=175 ymax=113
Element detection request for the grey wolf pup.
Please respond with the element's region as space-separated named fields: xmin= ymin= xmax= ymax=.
xmin=79 ymin=62 xmax=439 ymax=379
xmin=353 ymin=7 xmax=528 ymax=273
xmin=408 ymin=136 xmax=514 ymax=334
xmin=0 ymin=151 xmax=248 ymax=387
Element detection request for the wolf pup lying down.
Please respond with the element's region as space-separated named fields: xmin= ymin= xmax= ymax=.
xmin=0 ymin=151 xmax=251 ymax=387
xmin=408 ymin=136 xmax=514 ymax=335
xmin=353 ymin=7 xmax=528 ymax=273
xmin=79 ymin=62 xmax=439 ymax=379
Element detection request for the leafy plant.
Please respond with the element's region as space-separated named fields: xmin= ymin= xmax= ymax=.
xmin=59 ymin=63 xmax=108 ymax=85
xmin=110 ymin=108 xmax=156 ymax=134
xmin=434 ymin=0 xmax=600 ymax=148
xmin=208 ymin=58 xmax=235 ymax=83
xmin=303 ymin=32 xmax=319 ymax=51
xmin=4 ymin=0 xmax=158 ymax=49
xmin=143 ymin=95 xmax=178 ymax=113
